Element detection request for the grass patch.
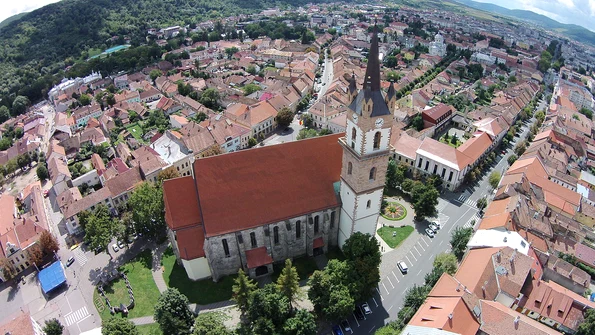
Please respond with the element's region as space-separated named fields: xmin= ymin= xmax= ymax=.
xmin=326 ymin=247 xmax=346 ymax=261
xmin=126 ymin=123 xmax=144 ymax=141
xmin=94 ymin=250 xmax=161 ymax=321
xmin=377 ymin=226 xmax=414 ymax=249
xmin=439 ymin=136 xmax=462 ymax=148
xmin=162 ymin=248 xmax=236 ymax=305
xmin=137 ymin=323 xmax=162 ymax=335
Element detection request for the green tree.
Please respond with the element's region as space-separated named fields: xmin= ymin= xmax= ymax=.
xmin=276 ymin=259 xmax=300 ymax=312
xmin=284 ymin=309 xmax=317 ymax=335
xmin=192 ymin=312 xmax=230 ymax=335
xmin=154 ymin=288 xmax=194 ymax=335
xmin=385 ymin=159 xmax=398 ymax=188
xmin=412 ymin=185 xmax=439 ymax=221
xmin=433 ymin=252 xmax=458 ymax=275
xmin=102 ymin=317 xmax=139 ymax=335
xmin=128 ymin=182 xmax=165 ymax=240
xmin=199 ymin=88 xmax=220 ymax=109
xmin=0 ymin=106 xmax=10 ymax=123
xmin=476 ymin=197 xmax=488 ymax=212
xmin=450 ymin=227 xmax=473 ymax=260
xmin=577 ymin=308 xmax=595 ymax=335
xmin=301 ymin=114 xmax=313 ymax=128
xmin=342 ymin=232 xmax=381 ymax=301
xmin=323 ymin=284 xmax=354 ymax=321
xmin=401 ymin=178 xmax=414 ymax=192
xmin=404 ymin=284 xmax=431 ymax=311
xmin=157 ymin=166 xmax=180 ymax=184
xmin=0 ymin=137 xmax=11 ymax=151
xmin=411 ymin=114 xmax=424 ymax=131
xmin=225 ymin=47 xmax=239 ymax=59
xmin=150 ymin=69 xmax=162 ymax=82
xmin=106 ymin=93 xmax=116 ymax=106
xmin=83 ymin=205 xmax=117 ymax=257
xmin=246 ymin=65 xmax=257 ymax=75
xmin=79 ymin=94 xmax=91 ymax=106
xmin=276 ymin=107 xmax=294 ymax=128
xmin=535 ymin=110 xmax=545 ymax=125
xmin=248 ymin=137 xmax=257 ymax=147
xmin=12 ymin=95 xmax=30 ymax=115
xmin=232 ymin=269 xmax=257 ymax=315
xmin=507 ymin=154 xmax=518 ymax=165
xmin=39 ymin=230 xmax=60 ymax=254
xmin=247 ymin=284 xmax=290 ymax=330
xmin=43 ymin=318 xmax=64 ymax=335
xmin=488 ymin=171 xmax=501 ymax=189
xmin=36 ymin=163 xmax=49 ymax=181
xmin=242 ymin=83 xmax=261 ymax=96
xmin=308 ymin=260 xmax=354 ymax=320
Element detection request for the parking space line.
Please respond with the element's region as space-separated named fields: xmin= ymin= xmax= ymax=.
xmin=405 ymin=255 xmax=412 ymax=265
xmin=439 ymin=240 xmax=443 ymax=246
xmin=382 ymin=282 xmax=390 ymax=295
xmin=421 ymin=238 xmax=429 ymax=247
xmin=409 ymin=251 xmax=418 ymax=261
xmin=372 ymin=297 xmax=378 ymax=307
xmin=386 ymin=276 xmax=395 ymax=289
xmin=388 ymin=304 xmax=393 ymax=312
xmin=392 ymin=271 xmax=400 ymax=283
xmin=417 ymin=269 xmax=423 ymax=276
xmin=417 ymin=242 xmax=425 ymax=251
xmin=414 ymin=246 xmax=422 ymax=256
xmin=353 ymin=312 xmax=360 ymax=327
xmin=376 ymin=287 xmax=381 ymax=295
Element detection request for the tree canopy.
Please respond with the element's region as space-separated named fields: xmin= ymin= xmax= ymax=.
xmin=450 ymin=227 xmax=473 ymax=260
xmin=128 ymin=182 xmax=165 ymax=240
xmin=276 ymin=107 xmax=294 ymax=128
xmin=101 ymin=317 xmax=139 ymax=335
xmin=43 ymin=318 xmax=64 ymax=335
xmin=192 ymin=312 xmax=230 ymax=335
xmin=154 ymin=288 xmax=194 ymax=335
xmin=82 ymin=205 xmax=118 ymax=255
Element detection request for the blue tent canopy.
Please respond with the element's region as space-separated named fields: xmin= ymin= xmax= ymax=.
xmin=38 ymin=261 xmax=66 ymax=294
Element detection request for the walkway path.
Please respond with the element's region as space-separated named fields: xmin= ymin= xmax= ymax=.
xmin=151 ymin=244 xmax=169 ymax=294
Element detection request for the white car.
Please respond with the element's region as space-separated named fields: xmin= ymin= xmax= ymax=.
xmin=111 ymin=244 xmax=120 ymax=252
xmin=425 ymin=228 xmax=435 ymax=238
xmin=397 ymin=261 xmax=408 ymax=274
xmin=361 ymin=303 xmax=372 ymax=315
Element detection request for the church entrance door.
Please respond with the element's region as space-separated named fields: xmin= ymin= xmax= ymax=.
xmin=313 ymin=247 xmax=324 ymax=256
xmin=255 ymin=265 xmax=268 ymax=276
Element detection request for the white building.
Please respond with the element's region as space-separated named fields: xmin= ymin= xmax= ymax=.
xmin=429 ymin=33 xmax=446 ymax=57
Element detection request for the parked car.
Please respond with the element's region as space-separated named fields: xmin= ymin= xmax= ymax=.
xmin=332 ymin=325 xmax=344 ymax=335
xmin=429 ymin=223 xmax=439 ymax=232
xmin=397 ymin=261 xmax=408 ymax=274
xmin=117 ymin=240 xmax=126 ymax=249
xmin=66 ymin=256 xmax=75 ymax=267
xmin=425 ymin=228 xmax=435 ymax=238
xmin=111 ymin=244 xmax=120 ymax=252
xmin=341 ymin=320 xmax=352 ymax=333
xmin=361 ymin=302 xmax=372 ymax=315
xmin=354 ymin=307 xmax=365 ymax=320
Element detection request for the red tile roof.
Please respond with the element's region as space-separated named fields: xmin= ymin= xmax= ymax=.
xmin=163 ymin=176 xmax=202 ymax=231
xmin=479 ymin=300 xmax=561 ymax=335
xmin=0 ymin=311 xmax=36 ymax=335
xmin=457 ymin=132 xmax=492 ymax=165
xmin=176 ymin=225 xmax=206 ymax=259
xmin=245 ymin=246 xmax=273 ymax=268
xmin=313 ymin=237 xmax=324 ymax=249
xmin=194 ymin=134 xmax=342 ymax=237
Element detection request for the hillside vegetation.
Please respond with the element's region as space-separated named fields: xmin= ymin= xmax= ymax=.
xmin=0 ymin=0 xmax=335 ymax=114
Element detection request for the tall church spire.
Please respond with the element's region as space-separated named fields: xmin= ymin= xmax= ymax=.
xmin=363 ymin=25 xmax=381 ymax=92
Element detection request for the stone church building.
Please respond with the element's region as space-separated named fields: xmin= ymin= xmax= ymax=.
xmin=163 ymin=27 xmax=395 ymax=281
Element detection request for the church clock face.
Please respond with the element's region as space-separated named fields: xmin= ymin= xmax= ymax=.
xmin=375 ymin=118 xmax=384 ymax=128
xmin=352 ymin=113 xmax=359 ymax=124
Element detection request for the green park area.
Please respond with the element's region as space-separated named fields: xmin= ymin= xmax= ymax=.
xmin=377 ymin=226 xmax=414 ymax=248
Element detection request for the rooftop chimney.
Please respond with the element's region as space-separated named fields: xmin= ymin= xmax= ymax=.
xmin=448 ymin=313 xmax=453 ymax=320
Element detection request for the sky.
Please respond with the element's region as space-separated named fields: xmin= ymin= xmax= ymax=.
xmin=473 ymin=0 xmax=595 ymax=32
xmin=0 ymin=0 xmax=61 ymax=24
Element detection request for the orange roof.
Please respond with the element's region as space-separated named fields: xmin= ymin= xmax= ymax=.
xmin=457 ymin=132 xmax=492 ymax=164
xmin=417 ymin=138 xmax=471 ymax=171
xmin=176 ymin=225 xmax=206 ymax=260
xmin=507 ymin=157 xmax=548 ymax=180
xmin=163 ymin=176 xmax=202 ymax=231
xmin=455 ymin=247 xmax=502 ymax=297
xmin=0 ymin=312 xmax=36 ymax=335
xmin=480 ymin=300 xmax=562 ymax=335
xmin=0 ymin=194 xmax=15 ymax=235
xmin=245 ymin=246 xmax=273 ymax=268
xmin=393 ymin=133 xmax=422 ymax=159
xmin=477 ymin=212 xmax=512 ymax=230
xmin=193 ymin=134 xmax=342 ymax=237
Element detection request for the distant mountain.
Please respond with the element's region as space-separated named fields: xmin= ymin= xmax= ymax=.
xmin=0 ymin=12 xmax=28 ymax=29
xmin=455 ymin=0 xmax=595 ymax=46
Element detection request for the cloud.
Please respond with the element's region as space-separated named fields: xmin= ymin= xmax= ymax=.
xmin=0 ymin=0 xmax=61 ymax=23
xmin=473 ymin=0 xmax=595 ymax=31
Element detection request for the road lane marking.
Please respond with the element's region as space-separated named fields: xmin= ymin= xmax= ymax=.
xmin=439 ymin=240 xmax=443 ymax=246
xmin=388 ymin=305 xmax=393 ymax=312
xmin=449 ymin=207 xmax=473 ymax=233
xmin=406 ymin=255 xmax=412 ymax=265
xmin=402 ymin=288 xmax=407 ymax=295
xmin=353 ymin=312 xmax=360 ymax=327
xmin=387 ymin=276 xmax=395 ymax=288
xmin=417 ymin=269 xmax=423 ymax=276
xmin=417 ymin=242 xmax=425 ymax=251
xmin=414 ymin=246 xmax=422 ymax=256
xmin=373 ymin=297 xmax=378 ymax=307
xmin=382 ymin=282 xmax=390 ymax=294
xmin=409 ymin=251 xmax=418 ymax=261
xmin=369 ymin=326 xmax=376 ymax=333
xmin=392 ymin=271 xmax=400 ymax=283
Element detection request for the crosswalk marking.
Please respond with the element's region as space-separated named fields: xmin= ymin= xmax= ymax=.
xmin=463 ymin=213 xmax=481 ymax=229
xmin=464 ymin=198 xmax=477 ymax=207
xmin=73 ymin=248 xmax=88 ymax=266
xmin=64 ymin=306 xmax=89 ymax=326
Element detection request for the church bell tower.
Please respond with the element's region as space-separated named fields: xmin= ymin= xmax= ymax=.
xmin=338 ymin=25 xmax=394 ymax=247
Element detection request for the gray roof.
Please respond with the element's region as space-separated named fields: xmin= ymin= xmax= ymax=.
xmin=348 ymin=89 xmax=391 ymax=117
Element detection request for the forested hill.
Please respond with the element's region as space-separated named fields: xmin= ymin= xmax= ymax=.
xmin=0 ymin=0 xmax=340 ymax=113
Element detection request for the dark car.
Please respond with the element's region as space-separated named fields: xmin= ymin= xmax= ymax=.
xmin=332 ymin=325 xmax=344 ymax=335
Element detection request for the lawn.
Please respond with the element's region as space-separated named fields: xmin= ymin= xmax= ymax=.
xmin=126 ymin=123 xmax=144 ymax=141
xmin=137 ymin=323 xmax=162 ymax=335
xmin=439 ymin=136 xmax=462 ymax=148
xmin=377 ymin=226 xmax=414 ymax=249
xmin=271 ymin=256 xmax=319 ymax=283
xmin=161 ymin=248 xmax=236 ymax=305
xmin=94 ymin=250 xmax=161 ymax=321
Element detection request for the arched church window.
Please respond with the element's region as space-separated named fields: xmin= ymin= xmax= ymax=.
xmin=351 ymin=127 xmax=357 ymax=142
xmin=369 ymin=167 xmax=376 ymax=181
xmin=348 ymin=162 xmax=353 ymax=175
xmin=366 ymin=200 xmax=371 ymax=209
xmin=373 ymin=131 xmax=381 ymax=149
